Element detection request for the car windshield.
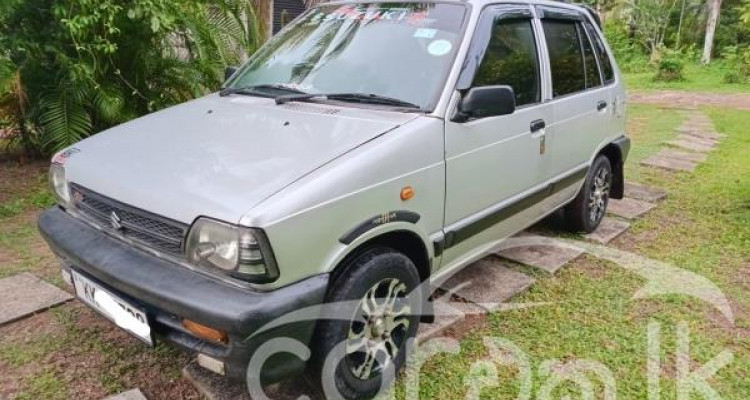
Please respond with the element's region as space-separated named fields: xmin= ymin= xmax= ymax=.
xmin=227 ymin=2 xmax=467 ymax=111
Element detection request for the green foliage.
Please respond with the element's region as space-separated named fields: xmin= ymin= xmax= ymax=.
xmin=653 ymin=49 xmax=685 ymax=81
xmin=603 ymin=0 xmax=750 ymax=76
xmin=720 ymin=45 xmax=750 ymax=83
xmin=604 ymin=21 xmax=650 ymax=73
xmin=0 ymin=0 xmax=262 ymax=155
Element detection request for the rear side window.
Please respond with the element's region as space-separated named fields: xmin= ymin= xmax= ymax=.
xmin=542 ymin=20 xmax=586 ymax=97
xmin=581 ymin=24 xmax=602 ymax=88
xmin=584 ymin=22 xmax=614 ymax=83
xmin=472 ymin=18 xmax=541 ymax=106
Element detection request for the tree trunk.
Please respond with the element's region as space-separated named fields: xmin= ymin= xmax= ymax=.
xmin=252 ymin=0 xmax=273 ymax=41
xmin=676 ymin=0 xmax=686 ymax=48
xmin=701 ymin=0 xmax=722 ymax=64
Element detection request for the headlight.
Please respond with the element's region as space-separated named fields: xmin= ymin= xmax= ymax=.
xmin=185 ymin=218 xmax=279 ymax=283
xmin=49 ymin=164 xmax=71 ymax=206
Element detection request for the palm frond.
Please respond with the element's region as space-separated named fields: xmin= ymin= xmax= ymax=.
xmin=38 ymin=88 xmax=92 ymax=153
xmin=92 ymin=84 xmax=125 ymax=124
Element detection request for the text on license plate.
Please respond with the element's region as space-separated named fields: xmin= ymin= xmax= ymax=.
xmin=71 ymin=270 xmax=153 ymax=345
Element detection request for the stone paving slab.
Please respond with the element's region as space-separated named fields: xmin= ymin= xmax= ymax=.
xmin=496 ymin=234 xmax=584 ymax=275
xmin=675 ymin=133 xmax=717 ymax=147
xmin=184 ymin=362 xmax=321 ymax=400
xmin=103 ymin=389 xmax=148 ymax=400
xmin=183 ymin=363 xmax=250 ymax=400
xmin=681 ymin=122 xmax=715 ymax=129
xmin=583 ymin=217 xmax=630 ymax=244
xmin=657 ymin=148 xmax=708 ymax=163
xmin=641 ymin=153 xmax=698 ymax=172
xmin=439 ymin=256 xmax=535 ymax=311
xmin=607 ymin=198 xmax=656 ymax=219
xmin=0 ymin=272 xmax=73 ymax=326
xmin=417 ymin=300 xmax=465 ymax=343
xmin=665 ymin=138 xmax=714 ymax=153
xmin=625 ymin=182 xmax=667 ymax=202
xmin=675 ymin=127 xmax=724 ymax=140
xmin=681 ymin=120 xmax=714 ymax=127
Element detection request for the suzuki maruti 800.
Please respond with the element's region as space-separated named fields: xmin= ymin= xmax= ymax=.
xmin=40 ymin=1 xmax=629 ymax=398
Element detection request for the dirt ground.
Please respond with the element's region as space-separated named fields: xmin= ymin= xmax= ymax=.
xmin=628 ymin=90 xmax=750 ymax=109
xmin=0 ymin=160 xmax=203 ymax=399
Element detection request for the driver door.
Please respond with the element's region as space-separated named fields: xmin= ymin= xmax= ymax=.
xmin=440 ymin=6 xmax=552 ymax=268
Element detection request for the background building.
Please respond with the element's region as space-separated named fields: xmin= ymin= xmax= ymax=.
xmin=256 ymin=0 xmax=328 ymax=40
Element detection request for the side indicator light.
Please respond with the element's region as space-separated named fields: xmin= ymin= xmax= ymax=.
xmin=182 ymin=319 xmax=228 ymax=344
xmin=400 ymin=186 xmax=415 ymax=201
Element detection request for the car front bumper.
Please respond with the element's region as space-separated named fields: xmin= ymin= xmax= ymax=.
xmin=38 ymin=206 xmax=329 ymax=382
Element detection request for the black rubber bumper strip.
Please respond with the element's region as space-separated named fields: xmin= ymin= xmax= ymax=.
xmin=37 ymin=207 xmax=329 ymax=335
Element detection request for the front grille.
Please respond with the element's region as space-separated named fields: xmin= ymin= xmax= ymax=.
xmin=70 ymin=183 xmax=188 ymax=256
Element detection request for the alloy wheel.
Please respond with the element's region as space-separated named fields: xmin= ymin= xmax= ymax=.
xmin=588 ymin=167 xmax=610 ymax=224
xmin=345 ymin=278 xmax=411 ymax=380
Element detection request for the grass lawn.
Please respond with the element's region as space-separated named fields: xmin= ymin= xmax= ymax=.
xmin=0 ymin=165 xmax=199 ymax=398
xmin=624 ymin=63 xmax=750 ymax=93
xmin=1 ymin=104 xmax=749 ymax=399
xmin=402 ymin=106 xmax=750 ymax=399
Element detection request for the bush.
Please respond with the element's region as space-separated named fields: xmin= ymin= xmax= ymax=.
xmin=604 ymin=21 xmax=651 ymax=73
xmin=723 ymin=70 xmax=747 ymax=83
xmin=0 ymin=0 xmax=262 ymax=156
xmin=720 ymin=45 xmax=750 ymax=83
xmin=654 ymin=52 xmax=685 ymax=82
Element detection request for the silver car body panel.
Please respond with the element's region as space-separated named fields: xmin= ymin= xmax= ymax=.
xmin=63 ymin=94 xmax=418 ymax=226
xmin=57 ymin=0 xmax=627 ymax=289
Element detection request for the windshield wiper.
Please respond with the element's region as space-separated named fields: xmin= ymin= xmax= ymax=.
xmin=275 ymin=92 xmax=422 ymax=110
xmin=219 ymin=84 xmax=307 ymax=97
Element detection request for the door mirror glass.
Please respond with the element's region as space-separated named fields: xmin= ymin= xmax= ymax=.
xmin=456 ymin=85 xmax=516 ymax=122
xmin=224 ymin=66 xmax=238 ymax=82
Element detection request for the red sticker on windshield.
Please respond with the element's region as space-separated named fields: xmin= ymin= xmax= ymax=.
xmin=326 ymin=6 xmax=436 ymax=26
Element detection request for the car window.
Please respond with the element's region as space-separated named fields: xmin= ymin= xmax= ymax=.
xmin=580 ymin=24 xmax=602 ymax=88
xmin=472 ymin=18 xmax=540 ymax=106
xmin=228 ymin=3 xmax=467 ymax=111
xmin=584 ymin=21 xmax=614 ymax=83
xmin=542 ymin=19 xmax=586 ymax=97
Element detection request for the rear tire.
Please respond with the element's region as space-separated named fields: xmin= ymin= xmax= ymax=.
xmin=565 ymin=155 xmax=612 ymax=233
xmin=309 ymin=247 xmax=421 ymax=400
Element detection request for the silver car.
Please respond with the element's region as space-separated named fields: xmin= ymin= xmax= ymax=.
xmin=39 ymin=0 xmax=628 ymax=398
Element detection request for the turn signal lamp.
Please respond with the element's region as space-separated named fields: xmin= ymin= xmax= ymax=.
xmin=182 ymin=319 xmax=228 ymax=344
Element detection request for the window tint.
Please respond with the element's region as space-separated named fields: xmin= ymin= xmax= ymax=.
xmin=472 ymin=18 xmax=540 ymax=106
xmin=584 ymin=22 xmax=614 ymax=83
xmin=580 ymin=24 xmax=602 ymax=88
xmin=542 ymin=20 xmax=585 ymax=97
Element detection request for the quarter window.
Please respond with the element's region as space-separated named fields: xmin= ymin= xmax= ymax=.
xmin=542 ymin=20 xmax=586 ymax=97
xmin=581 ymin=24 xmax=602 ymax=88
xmin=585 ymin=22 xmax=614 ymax=83
xmin=472 ymin=18 xmax=541 ymax=107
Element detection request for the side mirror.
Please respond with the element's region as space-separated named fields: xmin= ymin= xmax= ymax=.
xmin=224 ymin=66 xmax=238 ymax=81
xmin=454 ymin=85 xmax=516 ymax=122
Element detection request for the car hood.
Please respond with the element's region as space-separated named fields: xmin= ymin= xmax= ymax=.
xmin=63 ymin=94 xmax=418 ymax=224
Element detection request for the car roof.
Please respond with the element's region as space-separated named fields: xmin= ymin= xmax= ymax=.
xmin=319 ymin=0 xmax=589 ymax=15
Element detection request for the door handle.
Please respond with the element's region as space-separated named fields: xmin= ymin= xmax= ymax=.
xmin=597 ymin=100 xmax=608 ymax=111
xmin=530 ymin=119 xmax=546 ymax=154
xmin=530 ymin=119 xmax=545 ymax=133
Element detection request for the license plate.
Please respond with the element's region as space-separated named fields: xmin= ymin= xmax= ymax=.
xmin=71 ymin=270 xmax=153 ymax=346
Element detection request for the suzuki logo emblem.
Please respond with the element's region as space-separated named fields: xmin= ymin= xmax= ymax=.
xmin=110 ymin=211 xmax=123 ymax=230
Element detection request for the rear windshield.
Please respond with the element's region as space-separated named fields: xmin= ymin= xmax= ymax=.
xmin=228 ymin=2 xmax=468 ymax=111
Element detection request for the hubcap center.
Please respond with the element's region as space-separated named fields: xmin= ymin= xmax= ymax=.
xmin=371 ymin=317 xmax=386 ymax=337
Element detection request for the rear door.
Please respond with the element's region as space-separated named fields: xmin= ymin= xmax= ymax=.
xmin=440 ymin=5 xmax=552 ymax=267
xmin=583 ymin=19 xmax=624 ymax=136
xmin=537 ymin=6 xmax=611 ymax=178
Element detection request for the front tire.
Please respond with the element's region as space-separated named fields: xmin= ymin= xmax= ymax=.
xmin=310 ymin=247 xmax=421 ymax=400
xmin=565 ymin=155 xmax=612 ymax=233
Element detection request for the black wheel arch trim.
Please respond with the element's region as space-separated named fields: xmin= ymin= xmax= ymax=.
xmin=338 ymin=211 xmax=421 ymax=245
xmin=608 ymin=135 xmax=630 ymax=199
